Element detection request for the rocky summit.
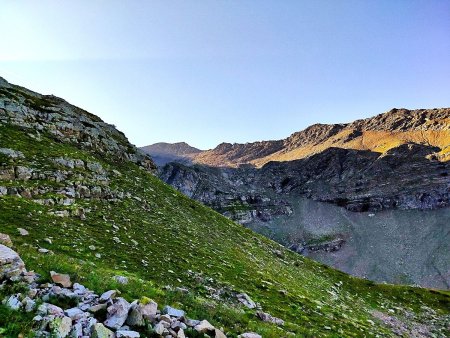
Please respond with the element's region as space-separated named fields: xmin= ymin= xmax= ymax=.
xmin=149 ymin=109 xmax=450 ymax=289
xmin=1 ymin=77 xmax=450 ymax=338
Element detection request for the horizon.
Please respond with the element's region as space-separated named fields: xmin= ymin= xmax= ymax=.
xmin=1 ymin=1 xmax=449 ymax=149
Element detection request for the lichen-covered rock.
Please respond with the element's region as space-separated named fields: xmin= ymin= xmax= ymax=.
xmin=153 ymin=322 xmax=167 ymax=335
xmin=49 ymin=316 xmax=72 ymax=338
xmin=69 ymin=322 xmax=83 ymax=338
xmin=64 ymin=307 xmax=86 ymax=320
xmin=0 ymin=233 xmax=13 ymax=247
xmin=37 ymin=303 xmax=64 ymax=317
xmin=4 ymin=294 xmax=22 ymax=310
xmin=91 ymin=323 xmax=115 ymax=338
xmin=0 ymin=244 xmax=26 ymax=281
xmin=214 ymin=329 xmax=227 ymax=338
xmin=15 ymin=166 xmax=33 ymax=180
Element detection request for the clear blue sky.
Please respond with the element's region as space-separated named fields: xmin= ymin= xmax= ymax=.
xmin=0 ymin=1 xmax=449 ymax=149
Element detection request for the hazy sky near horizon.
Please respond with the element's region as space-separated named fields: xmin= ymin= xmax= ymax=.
xmin=1 ymin=1 xmax=449 ymax=149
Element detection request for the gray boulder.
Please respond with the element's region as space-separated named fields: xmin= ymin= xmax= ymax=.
xmin=0 ymin=244 xmax=26 ymax=281
xmin=104 ymin=297 xmax=131 ymax=330
xmin=116 ymin=331 xmax=140 ymax=338
xmin=5 ymin=294 xmax=22 ymax=310
xmin=15 ymin=166 xmax=33 ymax=180
xmin=126 ymin=298 xmax=158 ymax=327
xmin=162 ymin=305 xmax=185 ymax=318
xmin=49 ymin=316 xmax=72 ymax=338
xmin=236 ymin=293 xmax=256 ymax=309
xmin=256 ymin=311 xmax=284 ymax=326
xmin=100 ymin=289 xmax=118 ymax=303
xmin=91 ymin=323 xmax=115 ymax=338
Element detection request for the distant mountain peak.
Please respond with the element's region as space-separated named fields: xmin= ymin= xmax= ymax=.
xmin=140 ymin=142 xmax=202 ymax=166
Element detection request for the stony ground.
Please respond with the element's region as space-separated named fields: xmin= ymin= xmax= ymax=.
xmin=1 ymin=237 xmax=259 ymax=338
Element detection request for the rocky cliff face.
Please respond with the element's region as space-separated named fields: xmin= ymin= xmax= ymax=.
xmin=156 ymin=108 xmax=450 ymax=289
xmin=161 ymin=143 xmax=449 ymax=215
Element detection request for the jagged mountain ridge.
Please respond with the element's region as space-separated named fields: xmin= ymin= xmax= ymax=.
xmin=143 ymin=108 xmax=450 ymax=167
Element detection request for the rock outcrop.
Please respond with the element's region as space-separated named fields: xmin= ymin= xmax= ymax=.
xmin=0 ymin=77 xmax=156 ymax=173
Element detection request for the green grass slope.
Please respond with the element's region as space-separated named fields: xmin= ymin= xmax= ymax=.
xmin=0 ymin=79 xmax=449 ymax=337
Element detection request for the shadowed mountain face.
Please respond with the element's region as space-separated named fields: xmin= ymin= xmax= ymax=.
xmin=152 ymin=109 xmax=450 ymax=289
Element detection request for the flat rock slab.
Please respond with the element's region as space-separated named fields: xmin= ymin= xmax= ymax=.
xmin=162 ymin=305 xmax=185 ymax=318
xmin=116 ymin=330 xmax=140 ymax=338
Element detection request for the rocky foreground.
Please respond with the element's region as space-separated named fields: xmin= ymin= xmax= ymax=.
xmin=1 ymin=235 xmax=262 ymax=338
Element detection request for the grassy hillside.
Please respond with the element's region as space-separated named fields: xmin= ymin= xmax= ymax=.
xmin=1 ymin=80 xmax=450 ymax=337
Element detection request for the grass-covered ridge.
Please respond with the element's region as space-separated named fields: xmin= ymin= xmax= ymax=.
xmin=0 ymin=79 xmax=450 ymax=337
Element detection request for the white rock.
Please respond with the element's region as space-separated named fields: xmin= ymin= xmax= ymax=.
xmin=17 ymin=228 xmax=29 ymax=236
xmin=116 ymin=330 xmax=140 ymax=338
xmin=5 ymin=294 xmax=22 ymax=310
xmin=194 ymin=319 xmax=215 ymax=333
xmin=99 ymin=289 xmax=118 ymax=303
xmin=238 ymin=333 xmax=262 ymax=338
